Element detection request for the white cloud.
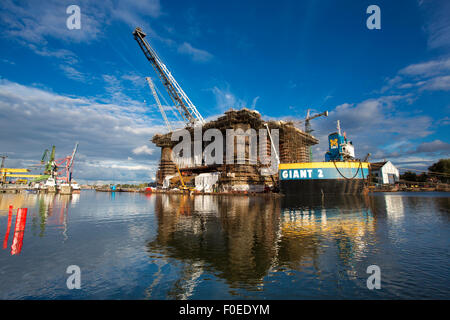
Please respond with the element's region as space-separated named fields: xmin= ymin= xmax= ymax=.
xmin=419 ymin=0 xmax=450 ymax=50
xmin=381 ymin=57 xmax=450 ymax=93
xmin=0 ymin=79 xmax=165 ymax=183
xmin=415 ymin=140 xmax=450 ymax=153
xmin=0 ymin=0 xmax=104 ymax=44
xmin=132 ymin=145 xmax=154 ymax=155
xmin=209 ymin=85 xmax=246 ymax=112
xmin=422 ymin=75 xmax=450 ymax=91
xmin=177 ymin=42 xmax=213 ymax=62
xmin=399 ymin=58 xmax=450 ymax=77
xmin=311 ymin=95 xmax=434 ymax=166
xmin=59 ymin=64 xmax=86 ymax=82
xmin=251 ymin=96 xmax=260 ymax=108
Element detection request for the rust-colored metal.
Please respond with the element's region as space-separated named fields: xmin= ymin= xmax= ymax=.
xmin=151 ymin=108 xmax=319 ymax=189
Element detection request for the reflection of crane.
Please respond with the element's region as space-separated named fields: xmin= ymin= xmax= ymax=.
xmin=133 ymin=27 xmax=205 ymax=126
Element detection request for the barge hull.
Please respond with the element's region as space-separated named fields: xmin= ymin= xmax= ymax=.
xmin=279 ymin=162 xmax=370 ymax=195
xmin=280 ymin=179 xmax=365 ymax=195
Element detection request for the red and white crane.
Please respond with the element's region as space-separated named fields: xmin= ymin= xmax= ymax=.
xmin=54 ymin=142 xmax=78 ymax=184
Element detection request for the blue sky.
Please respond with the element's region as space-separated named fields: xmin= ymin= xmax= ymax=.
xmin=0 ymin=0 xmax=449 ymax=183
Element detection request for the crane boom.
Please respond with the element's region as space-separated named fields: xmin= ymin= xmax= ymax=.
xmin=146 ymin=77 xmax=172 ymax=132
xmin=68 ymin=142 xmax=78 ymax=169
xmin=305 ymin=109 xmax=328 ymax=134
xmin=41 ymin=149 xmax=49 ymax=164
xmin=133 ymin=27 xmax=205 ymax=126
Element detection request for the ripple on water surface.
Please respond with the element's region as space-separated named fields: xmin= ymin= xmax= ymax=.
xmin=0 ymin=191 xmax=449 ymax=299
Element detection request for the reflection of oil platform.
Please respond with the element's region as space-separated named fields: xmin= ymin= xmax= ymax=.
xmin=145 ymin=194 xmax=376 ymax=296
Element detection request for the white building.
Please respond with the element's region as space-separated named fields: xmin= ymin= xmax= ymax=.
xmin=371 ymin=161 xmax=400 ymax=184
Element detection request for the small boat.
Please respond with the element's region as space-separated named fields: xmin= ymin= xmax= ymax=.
xmin=71 ymin=181 xmax=81 ymax=194
xmin=144 ymin=187 xmax=153 ymax=194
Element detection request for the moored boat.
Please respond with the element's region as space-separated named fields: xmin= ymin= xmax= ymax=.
xmin=279 ymin=120 xmax=370 ymax=195
xmin=279 ymin=161 xmax=369 ymax=195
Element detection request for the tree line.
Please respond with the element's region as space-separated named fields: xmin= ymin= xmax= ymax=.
xmin=400 ymin=159 xmax=450 ymax=183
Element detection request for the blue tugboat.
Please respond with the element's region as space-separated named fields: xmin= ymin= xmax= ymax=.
xmin=279 ymin=121 xmax=370 ymax=195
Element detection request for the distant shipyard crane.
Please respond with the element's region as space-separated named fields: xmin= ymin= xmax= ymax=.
xmin=133 ymin=27 xmax=205 ymax=126
xmin=54 ymin=142 xmax=79 ymax=184
xmin=0 ymin=154 xmax=7 ymax=184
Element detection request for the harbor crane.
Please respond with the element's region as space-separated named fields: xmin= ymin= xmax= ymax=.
xmin=146 ymin=77 xmax=172 ymax=132
xmin=0 ymin=154 xmax=7 ymax=184
xmin=304 ymin=109 xmax=328 ymax=134
xmin=0 ymin=154 xmax=39 ymax=183
xmin=292 ymin=109 xmax=328 ymax=162
xmin=40 ymin=149 xmax=49 ymax=164
xmin=133 ymin=27 xmax=205 ymax=126
xmin=145 ymin=76 xmax=191 ymax=191
xmin=305 ymin=109 xmax=328 ymax=161
xmin=54 ymin=142 xmax=79 ymax=184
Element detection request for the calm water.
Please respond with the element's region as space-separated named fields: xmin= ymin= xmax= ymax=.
xmin=0 ymin=190 xmax=449 ymax=299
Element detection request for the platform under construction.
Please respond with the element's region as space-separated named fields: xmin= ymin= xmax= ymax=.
xmin=152 ymin=108 xmax=319 ymax=192
xmin=132 ymin=27 xmax=320 ymax=193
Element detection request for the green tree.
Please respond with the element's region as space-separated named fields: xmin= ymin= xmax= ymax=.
xmin=400 ymin=171 xmax=417 ymax=182
xmin=428 ymin=159 xmax=450 ymax=183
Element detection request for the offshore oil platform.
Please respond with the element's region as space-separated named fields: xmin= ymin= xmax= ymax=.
xmin=133 ymin=27 xmax=371 ymax=195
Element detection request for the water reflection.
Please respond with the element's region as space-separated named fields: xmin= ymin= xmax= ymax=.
xmin=383 ymin=195 xmax=405 ymax=222
xmin=32 ymin=194 xmax=70 ymax=240
xmin=1 ymin=193 xmax=75 ymax=255
xmin=2 ymin=206 xmax=13 ymax=249
xmin=148 ymin=195 xmax=280 ymax=297
xmin=0 ymin=191 xmax=448 ymax=299
xmin=148 ymin=194 xmax=377 ymax=296
xmin=280 ymin=196 xmax=375 ymax=277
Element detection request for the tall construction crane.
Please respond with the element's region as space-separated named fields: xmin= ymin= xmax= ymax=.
xmin=146 ymin=76 xmax=191 ymax=190
xmin=305 ymin=109 xmax=328 ymax=161
xmin=304 ymin=109 xmax=328 ymax=134
xmin=292 ymin=109 xmax=328 ymax=162
xmin=146 ymin=77 xmax=172 ymax=132
xmin=133 ymin=27 xmax=205 ymax=126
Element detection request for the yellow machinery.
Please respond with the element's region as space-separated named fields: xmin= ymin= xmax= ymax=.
xmin=1 ymin=168 xmax=33 ymax=184
xmin=175 ymin=164 xmax=195 ymax=191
